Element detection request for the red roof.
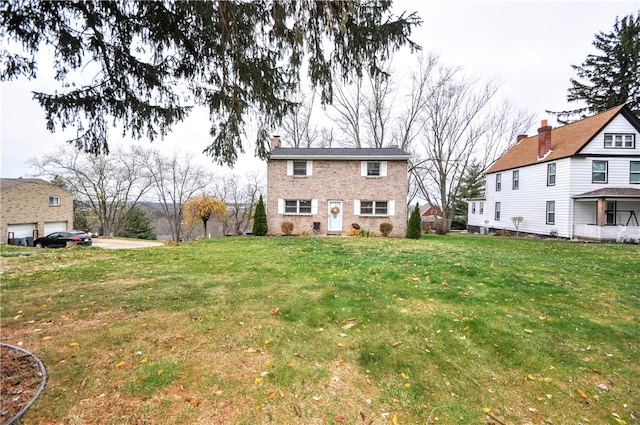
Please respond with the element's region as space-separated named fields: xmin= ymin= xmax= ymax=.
xmin=486 ymin=105 xmax=633 ymax=173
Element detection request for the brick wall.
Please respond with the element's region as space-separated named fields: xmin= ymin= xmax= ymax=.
xmin=1 ymin=181 xmax=74 ymax=242
xmin=266 ymin=159 xmax=408 ymax=237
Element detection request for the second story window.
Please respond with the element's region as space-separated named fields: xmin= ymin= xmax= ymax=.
xmin=293 ymin=161 xmax=307 ymax=176
xmin=287 ymin=160 xmax=312 ymax=176
xmin=631 ymin=161 xmax=640 ymax=184
xmin=495 ymin=173 xmax=502 ymax=191
xmin=361 ymin=161 xmax=387 ymax=177
xmin=547 ymin=163 xmax=556 ymax=186
xmin=592 ymin=160 xmax=608 ymax=183
xmin=512 ymin=170 xmax=519 ymax=190
xmin=49 ymin=196 xmax=60 ymax=206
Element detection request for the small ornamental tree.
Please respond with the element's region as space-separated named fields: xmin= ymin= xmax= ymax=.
xmin=183 ymin=194 xmax=227 ymax=238
xmin=252 ymin=195 xmax=268 ymax=236
xmin=407 ymin=204 xmax=422 ymax=239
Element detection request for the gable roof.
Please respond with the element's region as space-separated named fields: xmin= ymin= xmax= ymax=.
xmin=269 ymin=147 xmax=411 ymax=161
xmin=486 ymin=104 xmax=640 ymax=174
xmin=0 ymin=178 xmax=51 ymax=190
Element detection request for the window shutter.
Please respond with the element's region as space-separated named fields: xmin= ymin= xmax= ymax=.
xmin=354 ymin=199 xmax=361 ymax=215
xmin=278 ymin=199 xmax=284 ymax=214
xmin=287 ymin=161 xmax=293 ymax=176
xmin=361 ymin=162 xmax=367 ymax=176
xmin=311 ymin=199 xmax=318 ymax=214
xmin=307 ymin=161 xmax=313 ymax=176
xmin=388 ymin=200 xmax=395 ymax=216
xmin=380 ymin=161 xmax=388 ymax=177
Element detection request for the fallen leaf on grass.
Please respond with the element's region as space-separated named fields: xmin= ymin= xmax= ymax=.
xmin=157 ymin=369 xmax=163 ymax=376
xmin=578 ymin=389 xmax=587 ymax=398
xmin=69 ymin=342 xmax=80 ymax=347
xmin=392 ymin=341 xmax=403 ymax=347
xmin=392 ymin=414 xmax=399 ymax=424
xmin=116 ymin=361 xmax=126 ymax=368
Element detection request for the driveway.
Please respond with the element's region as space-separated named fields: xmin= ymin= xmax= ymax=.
xmin=91 ymin=238 xmax=165 ymax=250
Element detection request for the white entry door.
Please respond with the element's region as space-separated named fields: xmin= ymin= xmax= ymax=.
xmin=327 ymin=200 xmax=343 ymax=233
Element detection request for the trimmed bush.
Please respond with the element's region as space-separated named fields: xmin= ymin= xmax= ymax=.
xmin=379 ymin=222 xmax=393 ymax=237
xmin=281 ymin=221 xmax=294 ymax=236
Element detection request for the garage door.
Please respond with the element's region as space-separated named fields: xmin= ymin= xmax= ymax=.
xmin=7 ymin=223 xmax=36 ymax=239
xmin=44 ymin=221 xmax=68 ymax=235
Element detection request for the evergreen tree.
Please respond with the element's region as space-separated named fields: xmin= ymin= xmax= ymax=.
xmin=550 ymin=12 xmax=640 ymax=123
xmin=117 ymin=206 xmax=157 ymax=240
xmin=406 ymin=203 xmax=422 ymax=239
xmin=252 ymin=195 xmax=268 ymax=236
xmin=454 ymin=160 xmax=486 ymax=222
xmin=1 ymin=1 xmax=421 ymax=165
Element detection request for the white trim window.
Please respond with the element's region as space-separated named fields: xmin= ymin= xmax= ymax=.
xmin=49 ymin=196 xmax=60 ymax=206
xmin=471 ymin=202 xmax=476 ymax=214
xmin=278 ymin=199 xmax=318 ymax=215
xmin=361 ymin=161 xmax=387 ymax=177
xmin=547 ymin=163 xmax=556 ymax=186
xmin=479 ymin=202 xmax=484 ymax=214
xmin=604 ymin=133 xmax=635 ymax=149
xmin=546 ymin=200 xmax=555 ymax=225
xmin=494 ymin=202 xmax=501 ymax=221
xmin=512 ymin=170 xmax=519 ymax=190
xmin=354 ymin=199 xmax=395 ymax=216
xmin=287 ymin=160 xmax=313 ymax=176
xmin=592 ymin=160 xmax=608 ymax=183
xmin=630 ymin=161 xmax=640 ymax=184
xmin=495 ymin=173 xmax=502 ymax=191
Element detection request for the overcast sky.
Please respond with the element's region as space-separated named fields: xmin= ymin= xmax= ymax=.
xmin=1 ymin=0 xmax=638 ymax=179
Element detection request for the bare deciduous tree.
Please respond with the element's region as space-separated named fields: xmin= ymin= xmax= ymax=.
xmin=213 ymin=172 xmax=264 ymax=235
xmin=29 ymin=145 xmax=152 ymax=236
xmin=141 ymin=150 xmax=212 ymax=242
xmin=409 ymin=56 xmax=534 ymax=232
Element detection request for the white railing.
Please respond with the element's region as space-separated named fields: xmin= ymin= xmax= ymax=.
xmin=574 ymin=224 xmax=640 ymax=243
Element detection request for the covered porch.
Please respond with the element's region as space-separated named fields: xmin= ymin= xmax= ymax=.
xmin=572 ymin=188 xmax=640 ymax=242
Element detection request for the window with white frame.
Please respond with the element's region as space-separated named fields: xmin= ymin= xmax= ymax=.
xmin=49 ymin=196 xmax=60 ymax=206
xmin=512 ymin=170 xmax=519 ymax=190
xmin=361 ymin=161 xmax=387 ymax=177
xmin=494 ymin=202 xmax=501 ymax=221
xmin=546 ymin=201 xmax=555 ymax=225
xmin=592 ymin=160 xmax=608 ymax=183
xmin=547 ymin=163 xmax=556 ymax=186
xmin=479 ymin=202 xmax=484 ymax=214
xmin=630 ymin=161 xmax=640 ymax=184
xmin=355 ymin=200 xmax=394 ymax=216
xmin=604 ymin=133 xmax=635 ymax=149
xmin=495 ymin=173 xmax=502 ymax=191
xmin=287 ymin=160 xmax=312 ymax=176
xmin=471 ymin=202 xmax=476 ymax=214
xmin=284 ymin=199 xmax=312 ymax=214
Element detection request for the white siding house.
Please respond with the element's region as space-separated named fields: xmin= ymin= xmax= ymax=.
xmin=468 ymin=104 xmax=640 ymax=241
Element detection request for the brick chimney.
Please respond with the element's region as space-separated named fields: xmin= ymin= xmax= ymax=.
xmin=537 ymin=120 xmax=552 ymax=158
xmin=516 ymin=134 xmax=528 ymax=143
xmin=270 ymin=135 xmax=281 ymax=150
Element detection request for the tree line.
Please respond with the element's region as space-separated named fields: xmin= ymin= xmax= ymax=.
xmin=31 ymin=145 xmax=263 ymax=242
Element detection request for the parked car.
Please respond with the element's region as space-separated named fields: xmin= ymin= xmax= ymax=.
xmin=33 ymin=231 xmax=92 ymax=248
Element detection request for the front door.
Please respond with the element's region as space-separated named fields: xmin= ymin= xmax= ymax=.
xmin=327 ymin=200 xmax=343 ymax=233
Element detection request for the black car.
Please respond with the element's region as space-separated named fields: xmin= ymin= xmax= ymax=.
xmin=33 ymin=231 xmax=92 ymax=248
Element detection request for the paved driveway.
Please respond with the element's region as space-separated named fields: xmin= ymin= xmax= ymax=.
xmin=91 ymin=238 xmax=165 ymax=250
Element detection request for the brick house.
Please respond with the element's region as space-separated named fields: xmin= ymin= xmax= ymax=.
xmin=266 ymin=141 xmax=410 ymax=237
xmin=0 ymin=178 xmax=74 ymax=244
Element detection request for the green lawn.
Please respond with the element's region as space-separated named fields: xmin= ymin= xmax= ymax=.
xmin=1 ymin=234 xmax=638 ymax=424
